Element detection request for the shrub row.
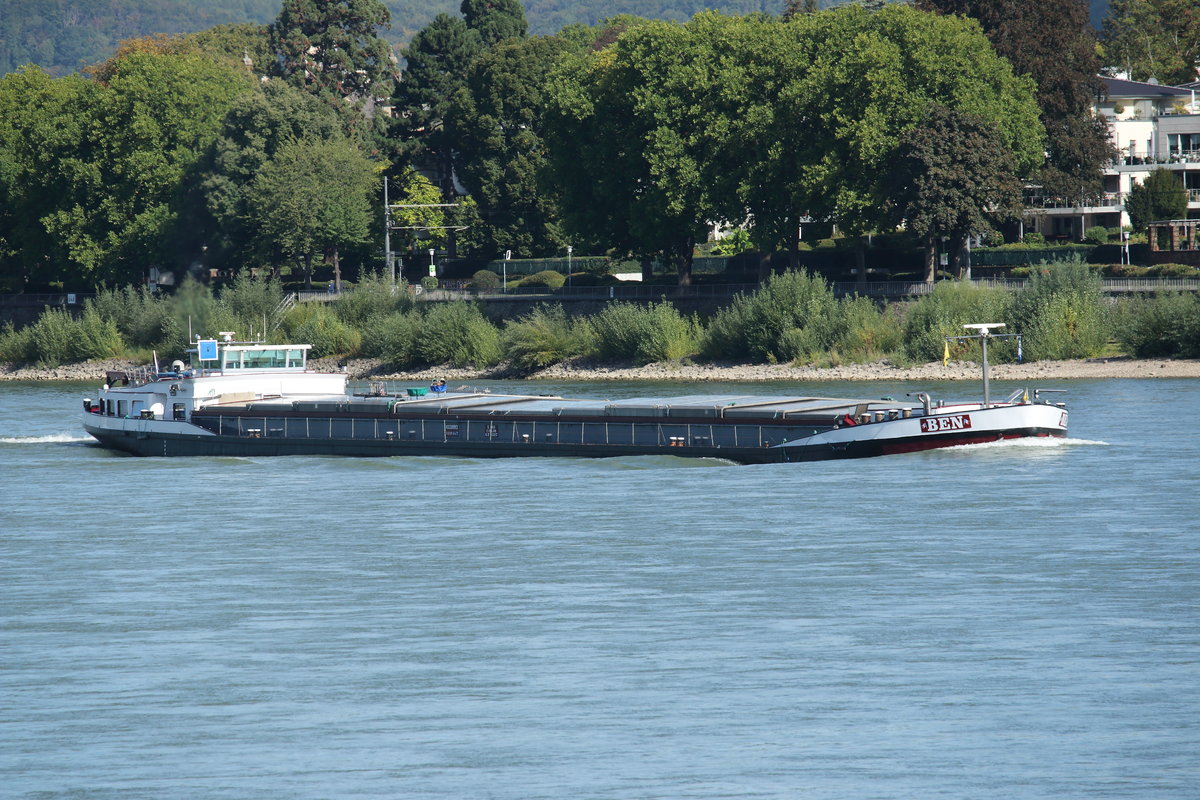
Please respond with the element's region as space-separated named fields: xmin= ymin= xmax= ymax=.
xmin=4 ymin=262 xmax=1199 ymax=368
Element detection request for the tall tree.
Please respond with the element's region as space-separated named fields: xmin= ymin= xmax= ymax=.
xmin=245 ymin=137 xmax=378 ymax=290
xmin=451 ymin=35 xmax=574 ymax=258
xmin=0 ymin=68 xmax=100 ymax=290
xmin=193 ymin=79 xmax=346 ymax=273
xmin=915 ymin=0 xmax=1115 ymax=203
xmin=545 ymin=19 xmax=719 ymax=285
xmin=888 ymin=104 xmax=1023 ymax=281
xmin=461 ymin=0 xmax=528 ymax=47
xmin=8 ymin=52 xmax=251 ymax=288
xmin=724 ymin=6 xmax=1042 ymax=268
xmin=270 ymin=0 xmax=395 ymax=105
xmin=1101 ymin=0 xmax=1200 ymax=86
xmin=1125 ymin=168 xmax=1188 ymax=232
xmin=394 ymin=14 xmax=483 ymax=201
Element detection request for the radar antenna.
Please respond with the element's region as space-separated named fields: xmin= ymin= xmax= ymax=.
xmin=945 ymin=323 xmax=1022 ymax=408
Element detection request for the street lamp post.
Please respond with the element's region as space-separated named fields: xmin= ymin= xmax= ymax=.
xmin=566 ymin=245 xmax=573 ymax=289
xmin=428 ymin=249 xmax=436 ymax=283
xmin=504 ymin=250 xmax=511 ymax=293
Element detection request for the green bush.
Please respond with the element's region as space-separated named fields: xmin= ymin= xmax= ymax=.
xmin=416 ymin=302 xmax=502 ymax=367
xmin=1146 ymin=263 xmax=1200 ymax=277
xmin=279 ymin=304 xmax=361 ymax=358
xmin=1023 ymin=232 xmax=1047 ymax=246
xmin=470 ymin=269 xmax=502 ymax=290
xmin=219 ymin=272 xmax=284 ymax=338
xmin=902 ymin=280 xmax=1014 ymax=363
xmin=0 ymin=322 xmax=36 ymax=363
xmin=0 ymin=307 xmax=123 ymax=366
xmin=420 ymin=276 xmax=439 ymax=290
xmin=89 ymin=286 xmax=183 ymax=358
xmin=1101 ymin=263 xmax=1149 ymax=277
xmin=1114 ymin=293 xmax=1200 ymax=357
xmin=522 ymin=270 xmax=566 ymax=289
xmin=564 ymin=272 xmax=618 ymax=287
xmin=701 ymin=270 xmax=840 ymax=362
xmin=360 ymin=311 xmax=422 ymax=368
xmin=580 ymin=257 xmax=616 ymax=277
xmin=1083 ymin=226 xmax=1111 ymax=245
xmin=502 ymin=304 xmax=595 ymax=373
xmin=1010 ymin=261 xmax=1109 ymax=360
xmin=590 ymin=301 xmax=699 ymax=364
xmin=334 ymin=271 xmax=413 ymax=326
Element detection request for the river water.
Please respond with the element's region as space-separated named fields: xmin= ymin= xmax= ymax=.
xmin=1 ymin=377 xmax=1197 ymax=799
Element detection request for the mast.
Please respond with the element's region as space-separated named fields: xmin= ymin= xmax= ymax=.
xmin=949 ymin=323 xmax=1021 ymax=408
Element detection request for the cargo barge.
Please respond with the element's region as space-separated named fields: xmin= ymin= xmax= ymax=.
xmin=83 ymin=328 xmax=1068 ymax=463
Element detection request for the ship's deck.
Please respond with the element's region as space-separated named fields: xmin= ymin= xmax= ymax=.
xmin=202 ymin=391 xmax=919 ymax=424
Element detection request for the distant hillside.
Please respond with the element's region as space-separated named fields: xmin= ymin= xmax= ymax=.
xmin=0 ymin=0 xmax=279 ymax=76
xmin=2 ymin=0 xmax=1112 ymax=77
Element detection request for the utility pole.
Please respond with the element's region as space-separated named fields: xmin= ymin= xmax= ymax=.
xmin=383 ymin=177 xmax=395 ymax=284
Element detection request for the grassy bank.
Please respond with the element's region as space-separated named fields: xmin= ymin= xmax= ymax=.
xmin=4 ymin=264 xmax=1200 ymax=372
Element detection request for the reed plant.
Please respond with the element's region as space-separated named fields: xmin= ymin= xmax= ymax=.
xmin=589 ymin=301 xmax=700 ymax=364
xmin=701 ymin=270 xmax=840 ymax=363
xmin=333 ymin=271 xmax=414 ymax=327
xmin=279 ymin=303 xmax=362 ymax=358
xmin=169 ymin=276 xmax=238 ymax=343
xmin=88 ymin=286 xmax=182 ymax=358
xmin=1011 ymin=261 xmax=1109 ymax=360
xmin=831 ymin=297 xmax=906 ymax=364
xmin=501 ymin=304 xmax=595 ymax=373
xmin=359 ymin=311 xmax=423 ymax=368
xmin=903 ymin=280 xmax=1014 ymax=363
xmin=1114 ymin=293 xmax=1200 ymax=358
xmin=0 ymin=306 xmax=123 ymax=366
xmin=416 ymin=301 xmax=502 ymax=367
xmin=218 ymin=273 xmax=285 ymax=339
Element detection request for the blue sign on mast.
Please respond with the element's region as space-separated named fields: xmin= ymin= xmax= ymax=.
xmin=197 ymin=339 xmax=219 ymax=361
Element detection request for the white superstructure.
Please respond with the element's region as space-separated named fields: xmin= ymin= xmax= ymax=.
xmin=83 ymin=336 xmax=347 ymax=444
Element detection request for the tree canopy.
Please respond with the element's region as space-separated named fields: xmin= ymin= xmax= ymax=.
xmin=888 ymin=104 xmax=1023 ymax=280
xmin=1101 ymin=0 xmax=1200 ymax=87
xmin=451 ymin=35 xmax=575 ymax=257
xmin=461 ymin=0 xmax=529 ymax=47
xmin=1125 ymin=168 xmax=1188 ymax=232
xmin=915 ymin=0 xmax=1114 ymax=203
xmin=270 ymin=0 xmax=396 ymax=104
xmin=1 ymin=1 xmax=1068 ymax=292
xmin=543 ymin=6 xmax=1043 ymax=283
xmin=245 ymin=136 xmax=378 ymax=289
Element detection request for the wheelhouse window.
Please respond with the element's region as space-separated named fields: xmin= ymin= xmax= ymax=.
xmin=220 ymin=348 xmax=304 ymax=370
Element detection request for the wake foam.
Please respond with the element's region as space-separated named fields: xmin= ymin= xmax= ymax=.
xmin=0 ymin=433 xmax=93 ymax=444
xmin=947 ymin=436 xmax=1107 ymax=453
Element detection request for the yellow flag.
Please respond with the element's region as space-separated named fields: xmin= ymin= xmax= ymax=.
xmin=943 ymin=340 xmax=950 ymax=367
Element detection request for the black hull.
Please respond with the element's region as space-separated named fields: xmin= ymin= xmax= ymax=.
xmin=86 ymin=425 xmax=1065 ymax=464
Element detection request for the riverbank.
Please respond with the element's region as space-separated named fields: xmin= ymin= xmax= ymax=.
xmin=5 ymin=355 xmax=1200 ymax=383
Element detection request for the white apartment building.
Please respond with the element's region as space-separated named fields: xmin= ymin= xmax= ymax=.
xmin=1023 ymin=76 xmax=1200 ymax=240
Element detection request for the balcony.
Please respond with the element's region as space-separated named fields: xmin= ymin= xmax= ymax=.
xmin=1114 ymin=150 xmax=1200 ymax=169
xmin=1023 ymin=192 xmax=1123 ymax=211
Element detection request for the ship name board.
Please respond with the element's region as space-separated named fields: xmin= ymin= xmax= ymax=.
xmin=920 ymin=414 xmax=972 ymax=433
